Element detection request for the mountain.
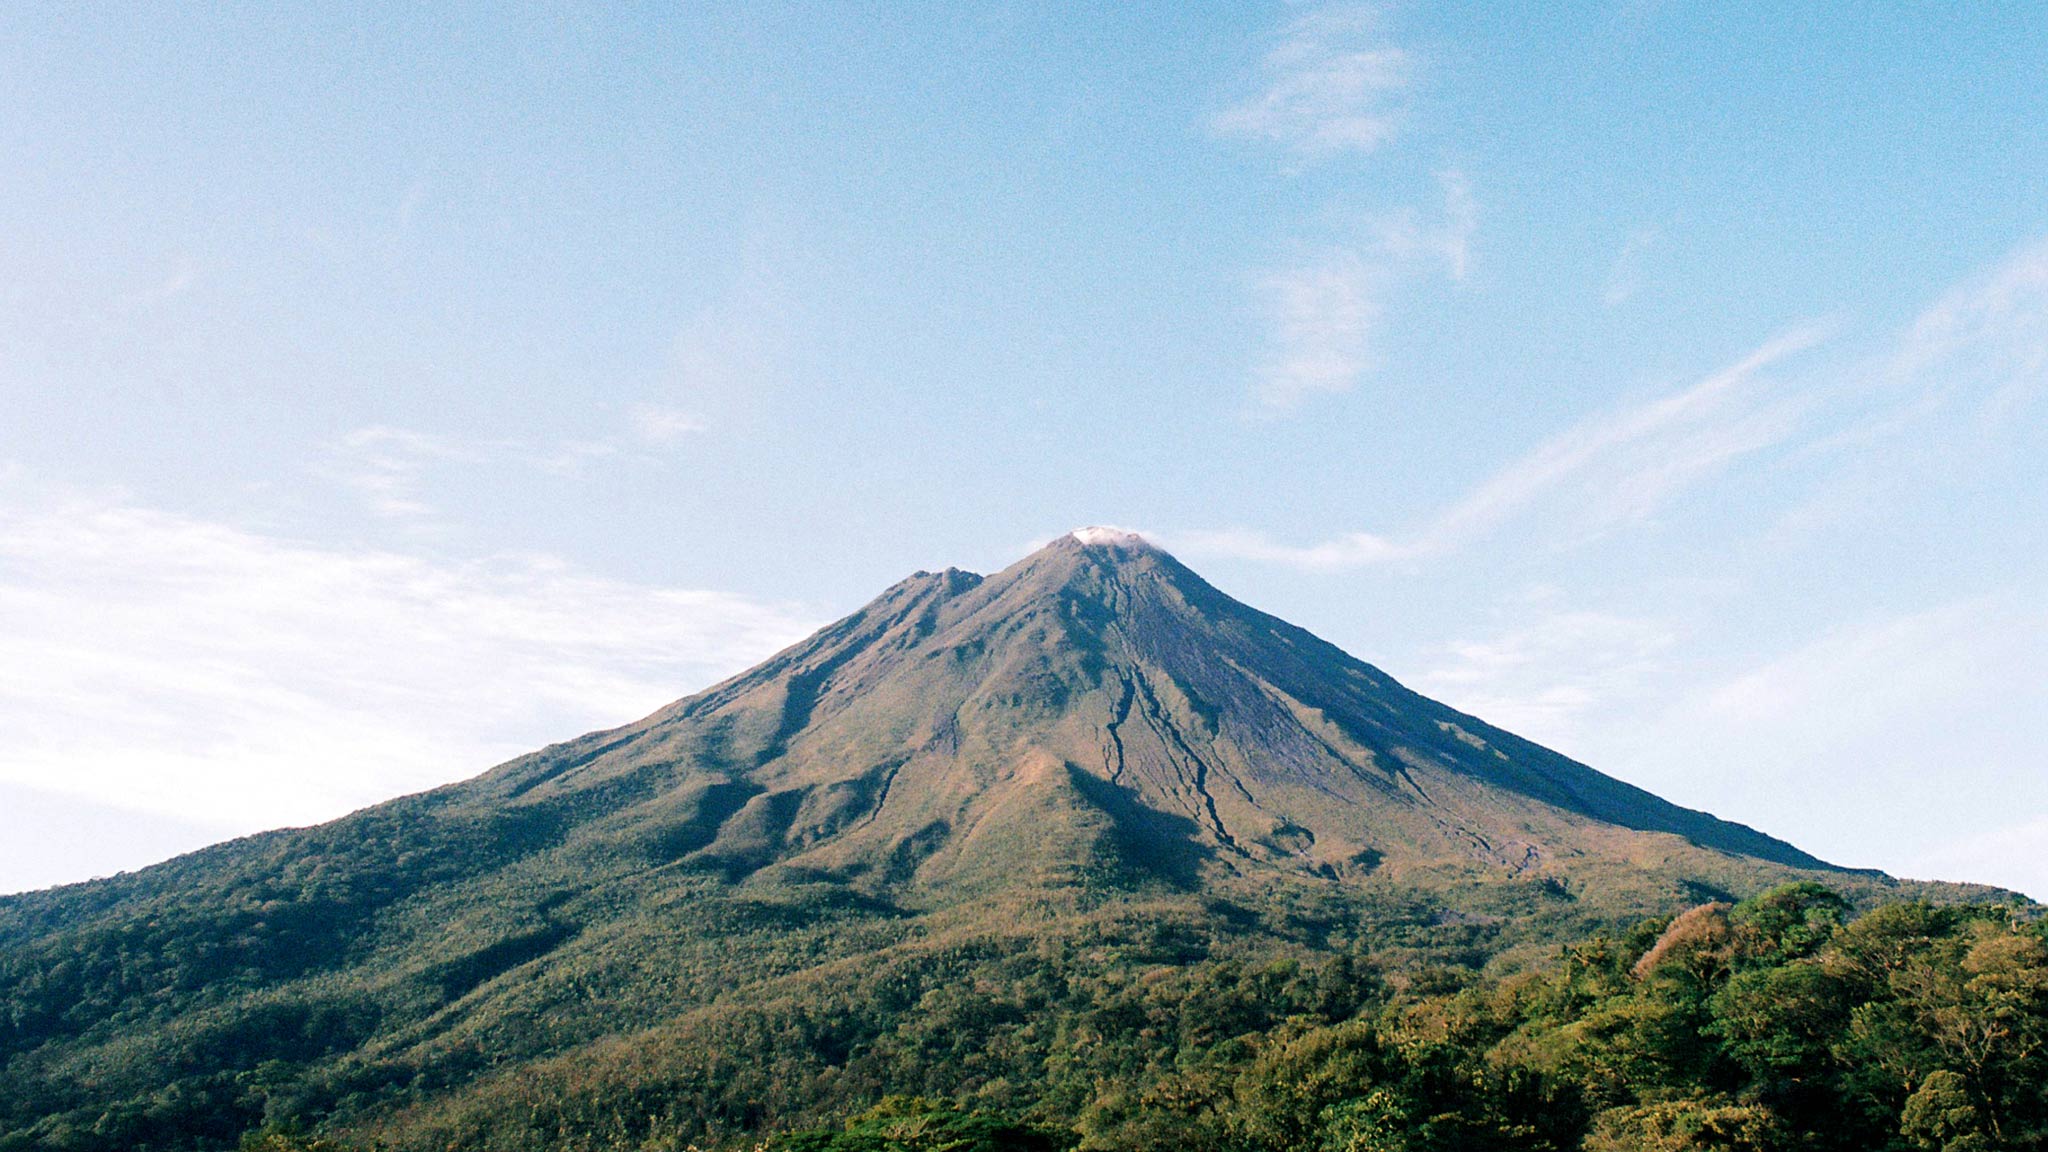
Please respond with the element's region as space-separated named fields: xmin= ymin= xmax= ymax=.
xmin=0 ymin=531 xmax=1993 ymax=1152
xmin=475 ymin=526 xmax=1828 ymax=892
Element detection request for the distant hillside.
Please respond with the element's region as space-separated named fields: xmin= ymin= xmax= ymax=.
xmin=0 ymin=531 xmax=2007 ymax=1152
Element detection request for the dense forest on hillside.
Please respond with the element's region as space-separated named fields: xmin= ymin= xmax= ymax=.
xmin=29 ymin=884 xmax=2041 ymax=1152
xmin=396 ymin=885 xmax=2048 ymax=1152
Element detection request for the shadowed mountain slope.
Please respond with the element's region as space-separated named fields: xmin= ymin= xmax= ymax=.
xmin=0 ymin=531 xmax=1994 ymax=1152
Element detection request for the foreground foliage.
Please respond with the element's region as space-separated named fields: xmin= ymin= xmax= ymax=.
xmin=1086 ymin=885 xmax=2046 ymax=1151
xmin=312 ymin=885 xmax=2048 ymax=1152
xmin=768 ymin=1097 xmax=1072 ymax=1152
xmin=754 ymin=886 xmax=2046 ymax=1152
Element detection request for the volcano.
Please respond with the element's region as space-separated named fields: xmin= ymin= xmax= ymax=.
xmin=476 ymin=527 xmax=1827 ymax=892
xmin=0 ymin=530 xmax=1955 ymax=1152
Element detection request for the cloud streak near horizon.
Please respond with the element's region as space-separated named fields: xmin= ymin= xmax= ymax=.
xmin=0 ymin=488 xmax=818 ymax=835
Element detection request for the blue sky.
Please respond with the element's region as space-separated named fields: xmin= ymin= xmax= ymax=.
xmin=3 ymin=3 xmax=2046 ymax=896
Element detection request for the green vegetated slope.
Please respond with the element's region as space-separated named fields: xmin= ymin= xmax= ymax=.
xmin=752 ymin=886 xmax=2048 ymax=1152
xmin=0 ymin=533 xmax=2015 ymax=1152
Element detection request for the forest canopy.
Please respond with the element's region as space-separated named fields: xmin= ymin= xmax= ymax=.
xmin=180 ymin=884 xmax=2048 ymax=1152
xmin=755 ymin=885 xmax=2046 ymax=1152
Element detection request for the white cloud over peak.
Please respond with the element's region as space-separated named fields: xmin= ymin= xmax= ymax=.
xmin=1169 ymin=526 xmax=1412 ymax=573
xmin=0 ymin=486 xmax=818 ymax=833
xmin=1215 ymin=5 xmax=1410 ymax=157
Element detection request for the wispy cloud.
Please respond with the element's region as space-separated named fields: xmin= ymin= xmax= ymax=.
xmin=535 ymin=406 xmax=706 ymax=476
xmin=1203 ymin=325 xmax=1825 ymax=566
xmin=1252 ymin=248 xmax=1382 ymax=411
xmin=1437 ymin=169 xmax=1477 ymax=280
xmin=536 ymin=439 xmax=625 ymax=476
xmin=1378 ymin=169 xmax=1478 ymax=281
xmin=1697 ymin=599 xmax=2004 ymax=730
xmin=322 ymin=425 xmax=473 ymax=518
xmin=632 ymin=404 xmax=706 ymax=444
xmin=0 ymin=485 xmax=818 ymax=830
xmin=1763 ymin=236 xmax=2048 ymax=517
xmin=1406 ymin=579 xmax=2048 ymax=895
xmin=1415 ymin=600 xmax=1679 ymax=753
xmin=1249 ymin=171 xmax=1479 ymax=412
xmin=114 ymin=258 xmax=200 ymax=310
xmin=1425 ymin=326 xmax=1821 ymax=539
xmin=1219 ymin=6 xmax=1468 ymax=414
xmin=1909 ymin=815 xmax=2048 ymax=902
xmin=0 ymin=782 xmax=239 ymax=895
xmin=1203 ymin=235 xmax=2048 ymax=894
xmin=1602 ymin=227 xmax=1658 ymax=306
xmin=1887 ymin=235 xmax=2048 ymax=423
xmin=324 ymin=404 xmax=710 ymax=509
xmin=1215 ymin=5 xmax=1410 ymax=157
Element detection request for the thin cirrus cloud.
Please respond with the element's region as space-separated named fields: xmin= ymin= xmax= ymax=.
xmin=1193 ymin=323 xmax=1825 ymax=568
xmin=1412 ymin=605 xmax=1680 ymax=753
xmin=0 ymin=484 xmax=819 ymax=835
xmin=1220 ymin=5 xmax=1477 ymax=415
xmin=1377 ymin=169 xmax=1478 ymax=283
xmin=1403 ymin=560 xmax=2048 ymax=898
xmin=1251 ymin=248 xmax=1381 ymax=411
xmin=1885 ymin=234 xmax=2048 ymax=424
xmin=1250 ymin=171 xmax=1478 ymax=412
xmin=540 ymin=408 xmax=705 ymax=475
xmin=1214 ymin=5 xmax=1411 ymax=157
xmin=1912 ymin=816 xmax=2048 ymax=904
xmin=325 ymin=405 xmax=709 ymax=513
xmin=1602 ymin=227 xmax=1659 ymax=307
xmin=632 ymin=404 xmax=707 ymax=444
xmin=321 ymin=425 xmax=472 ymax=519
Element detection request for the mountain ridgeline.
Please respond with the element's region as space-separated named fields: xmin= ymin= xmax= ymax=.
xmin=0 ymin=531 xmax=2013 ymax=1152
